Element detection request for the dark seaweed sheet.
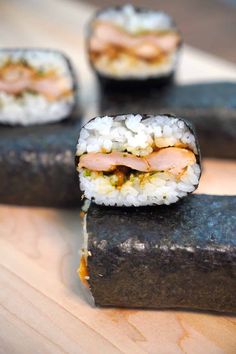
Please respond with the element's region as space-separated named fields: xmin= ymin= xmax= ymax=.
xmin=86 ymin=194 xmax=236 ymax=312
xmin=0 ymin=113 xmax=82 ymax=207
xmin=96 ymin=72 xmax=175 ymax=91
xmin=99 ymin=82 xmax=236 ymax=159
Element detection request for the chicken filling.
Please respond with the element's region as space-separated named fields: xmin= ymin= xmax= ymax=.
xmin=0 ymin=60 xmax=73 ymax=101
xmin=78 ymin=147 xmax=196 ymax=188
xmin=89 ymin=21 xmax=180 ymax=71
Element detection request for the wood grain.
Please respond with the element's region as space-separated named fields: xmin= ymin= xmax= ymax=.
xmin=0 ymin=0 xmax=236 ymax=353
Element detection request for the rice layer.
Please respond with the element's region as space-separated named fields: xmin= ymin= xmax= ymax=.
xmin=77 ymin=115 xmax=198 ymax=156
xmin=77 ymin=114 xmax=200 ymax=207
xmin=0 ymin=92 xmax=74 ymax=125
xmin=97 ymin=5 xmax=174 ymax=34
xmin=80 ymin=163 xmax=200 ymax=206
xmin=92 ymin=52 xmax=177 ymax=79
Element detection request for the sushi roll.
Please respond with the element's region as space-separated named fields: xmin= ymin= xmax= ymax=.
xmin=87 ymin=5 xmax=181 ymax=89
xmin=76 ymin=114 xmax=201 ymax=206
xmin=0 ymin=49 xmax=77 ymax=125
xmin=79 ymin=194 xmax=236 ymax=312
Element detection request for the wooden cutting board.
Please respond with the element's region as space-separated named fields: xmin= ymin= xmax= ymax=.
xmin=0 ymin=1 xmax=236 ymax=353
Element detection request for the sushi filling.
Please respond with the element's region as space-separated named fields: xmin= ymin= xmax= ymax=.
xmin=78 ymin=213 xmax=90 ymax=288
xmin=76 ymin=114 xmax=201 ymax=206
xmin=89 ymin=5 xmax=180 ymax=78
xmin=0 ymin=61 xmax=72 ymax=100
xmin=0 ymin=50 xmax=76 ymax=125
xmin=78 ymin=254 xmax=89 ymax=287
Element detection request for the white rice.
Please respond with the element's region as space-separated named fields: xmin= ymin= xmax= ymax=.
xmin=79 ymin=164 xmax=200 ymax=206
xmin=97 ymin=4 xmax=173 ymax=34
xmin=0 ymin=92 xmax=74 ymax=125
xmin=0 ymin=49 xmax=76 ymax=125
xmin=93 ymin=52 xmax=177 ymax=79
xmin=77 ymin=114 xmax=200 ymax=207
xmin=77 ymin=114 xmax=198 ymax=156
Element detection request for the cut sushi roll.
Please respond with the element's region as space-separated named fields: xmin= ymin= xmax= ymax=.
xmin=87 ymin=5 xmax=181 ymax=87
xmin=0 ymin=49 xmax=77 ymax=125
xmin=76 ymin=114 xmax=201 ymax=206
xmin=78 ymin=195 xmax=236 ymax=312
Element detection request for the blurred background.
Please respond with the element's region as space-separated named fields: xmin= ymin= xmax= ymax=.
xmin=82 ymin=0 xmax=236 ymax=63
xmin=1 ymin=0 xmax=235 ymax=64
xmin=1 ymin=0 xmax=235 ymax=119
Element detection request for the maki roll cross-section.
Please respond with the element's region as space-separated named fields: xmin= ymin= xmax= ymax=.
xmin=76 ymin=114 xmax=201 ymax=207
xmin=0 ymin=49 xmax=77 ymax=125
xmin=88 ymin=5 xmax=181 ymax=88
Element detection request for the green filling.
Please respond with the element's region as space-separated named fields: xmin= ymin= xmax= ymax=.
xmin=83 ymin=169 xmax=92 ymax=177
xmin=83 ymin=167 xmax=165 ymax=188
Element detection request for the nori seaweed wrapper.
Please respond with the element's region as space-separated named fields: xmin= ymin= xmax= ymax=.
xmin=87 ymin=5 xmax=182 ymax=90
xmin=99 ymin=82 xmax=236 ymax=159
xmin=85 ymin=194 xmax=236 ymax=312
xmin=0 ymin=113 xmax=82 ymax=207
xmin=96 ymin=72 xmax=175 ymax=92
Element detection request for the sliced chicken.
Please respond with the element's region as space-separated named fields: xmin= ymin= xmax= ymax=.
xmin=79 ymin=147 xmax=196 ymax=175
xmin=31 ymin=76 xmax=71 ymax=100
xmin=0 ymin=64 xmax=32 ymax=94
xmin=79 ymin=151 xmax=149 ymax=172
xmin=145 ymin=147 xmax=196 ymax=175
xmin=90 ymin=21 xmax=180 ymax=58
xmin=0 ymin=63 xmax=71 ymax=100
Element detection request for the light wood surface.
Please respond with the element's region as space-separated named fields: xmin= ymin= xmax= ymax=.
xmin=0 ymin=1 xmax=236 ymax=353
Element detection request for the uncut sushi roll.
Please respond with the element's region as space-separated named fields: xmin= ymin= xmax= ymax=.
xmin=76 ymin=114 xmax=201 ymax=206
xmin=87 ymin=4 xmax=181 ymax=88
xmin=78 ymin=194 xmax=236 ymax=312
xmin=0 ymin=49 xmax=77 ymax=125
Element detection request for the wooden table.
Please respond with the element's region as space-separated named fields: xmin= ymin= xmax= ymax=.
xmin=0 ymin=1 xmax=236 ymax=353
